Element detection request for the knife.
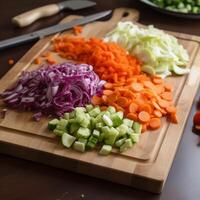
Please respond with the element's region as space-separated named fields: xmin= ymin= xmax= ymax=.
xmin=12 ymin=0 xmax=97 ymax=27
xmin=0 ymin=10 xmax=111 ymax=51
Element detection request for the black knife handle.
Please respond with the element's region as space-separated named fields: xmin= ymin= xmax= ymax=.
xmin=0 ymin=34 xmax=39 ymax=51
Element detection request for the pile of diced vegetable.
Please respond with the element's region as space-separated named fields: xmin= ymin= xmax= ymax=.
xmin=150 ymin=0 xmax=200 ymax=13
xmin=48 ymin=105 xmax=141 ymax=155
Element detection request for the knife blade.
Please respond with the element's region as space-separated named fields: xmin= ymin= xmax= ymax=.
xmin=12 ymin=0 xmax=97 ymax=27
xmin=0 ymin=10 xmax=111 ymax=51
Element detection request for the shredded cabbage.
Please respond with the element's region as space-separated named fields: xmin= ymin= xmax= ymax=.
xmin=0 ymin=62 xmax=105 ymax=120
xmin=104 ymin=22 xmax=190 ymax=78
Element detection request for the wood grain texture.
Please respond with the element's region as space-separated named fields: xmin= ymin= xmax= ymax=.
xmin=0 ymin=8 xmax=200 ymax=193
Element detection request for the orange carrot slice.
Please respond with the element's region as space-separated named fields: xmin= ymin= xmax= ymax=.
xmin=149 ymin=118 xmax=161 ymax=129
xmin=129 ymin=103 xmax=138 ymax=113
xmin=161 ymin=92 xmax=173 ymax=101
xmin=138 ymin=111 xmax=150 ymax=123
xmin=131 ymin=82 xmax=144 ymax=92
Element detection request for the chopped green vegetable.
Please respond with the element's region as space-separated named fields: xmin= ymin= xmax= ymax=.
xmin=48 ymin=105 xmax=141 ymax=155
xmin=73 ymin=141 xmax=85 ymax=152
xmin=62 ymin=133 xmax=76 ymax=148
xmin=99 ymin=145 xmax=112 ymax=155
xmin=48 ymin=119 xmax=59 ymax=131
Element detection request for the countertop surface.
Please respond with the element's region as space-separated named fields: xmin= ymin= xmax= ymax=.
xmin=0 ymin=0 xmax=200 ymax=200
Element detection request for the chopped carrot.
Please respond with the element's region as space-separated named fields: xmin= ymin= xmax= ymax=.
xmin=34 ymin=57 xmax=41 ymax=65
xmin=107 ymin=93 xmax=118 ymax=103
xmin=91 ymin=96 xmax=102 ymax=105
xmin=104 ymin=83 xmax=113 ymax=89
xmin=46 ymin=56 xmax=56 ymax=64
xmin=103 ymin=90 xmax=113 ymax=96
xmin=166 ymin=106 xmax=176 ymax=114
xmin=131 ymin=82 xmax=143 ymax=92
xmin=149 ymin=118 xmax=161 ymax=129
xmin=153 ymin=110 xmax=162 ymax=118
xmin=8 ymin=58 xmax=14 ymax=65
xmin=158 ymin=99 xmax=169 ymax=108
xmin=138 ymin=103 xmax=152 ymax=114
xmin=73 ymin=26 xmax=83 ymax=35
xmin=117 ymin=97 xmax=129 ymax=107
xmin=138 ymin=111 xmax=150 ymax=123
xmin=161 ymin=92 xmax=173 ymax=101
xmin=100 ymin=106 xmax=108 ymax=111
xmin=101 ymin=95 xmax=108 ymax=103
xmin=164 ymin=83 xmax=173 ymax=92
xmin=169 ymin=113 xmax=178 ymax=124
xmin=127 ymin=113 xmax=138 ymax=121
xmin=152 ymin=77 xmax=163 ymax=85
xmin=128 ymin=103 xmax=138 ymax=113
xmin=141 ymin=124 xmax=147 ymax=133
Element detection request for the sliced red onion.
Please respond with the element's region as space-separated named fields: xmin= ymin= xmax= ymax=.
xmin=0 ymin=62 xmax=104 ymax=118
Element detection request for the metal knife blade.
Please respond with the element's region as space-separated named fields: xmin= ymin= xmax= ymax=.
xmin=58 ymin=0 xmax=96 ymax=10
xmin=0 ymin=10 xmax=111 ymax=50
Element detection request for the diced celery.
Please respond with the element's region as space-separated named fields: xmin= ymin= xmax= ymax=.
xmin=86 ymin=141 xmax=96 ymax=149
xmin=132 ymin=122 xmax=142 ymax=134
xmin=123 ymin=118 xmax=134 ymax=127
xmin=101 ymin=126 xmax=110 ymax=134
xmin=57 ymin=119 xmax=68 ymax=130
xmin=115 ymin=138 xmax=126 ymax=148
xmin=78 ymin=138 xmax=88 ymax=144
xmin=99 ymin=132 xmax=106 ymax=142
xmin=86 ymin=104 xmax=93 ymax=112
xmin=64 ymin=113 xmax=70 ymax=120
xmin=77 ymin=127 xmax=91 ymax=139
xmin=75 ymin=110 xmax=85 ymax=123
xmin=107 ymin=106 xmax=116 ymax=114
xmin=89 ymin=107 xmax=101 ymax=117
xmin=116 ymin=124 xmax=128 ymax=136
xmin=69 ymin=123 xmax=80 ymax=134
xmin=126 ymin=127 xmax=135 ymax=136
xmin=62 ymin=133 xmax=76 ymax=148
xmin=120 ymin=139 xmax=133 ymax=152
xmin=69 ymin=111 xmax=75 ymax=119
xmin=53 ymin=129 xmax=65 ymax=136
xmin=99 ymin=145 xmax=112 ymax=155
xmin=129 ymin=133 xmax=140 ymax=143
xmin=102 ymin=114 xmax=113 ymax=127
xmin=104 ymin=127 xmax=119 ymax=145
xmin=111 ymin=113 xmax=123 ymax=127
xmin=73 ymin=141 xmax=85 ymax=152
xmin=96 ymin=122 xmax=104 ymax=129
xmin=80 ymin=117 xmax=90 ymax=128
xmin=116 ymin=111 xmax=123 ymax=120
xmin=75 ymin=107 xmax=86 ymax=112
xmin=48 ymin=119 xmax=59 ymax=131
xmin=92 ymin=130 xmax=100 ymax=138
xmin=88 ymin=135 xmax=98 ymax=144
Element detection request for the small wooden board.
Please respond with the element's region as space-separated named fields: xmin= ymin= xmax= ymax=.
xmin=0 ymin=8 xmax=200 ymax=193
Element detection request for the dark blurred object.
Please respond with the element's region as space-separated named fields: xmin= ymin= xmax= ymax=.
xmin=140 ymin=0 xmax=200 ymax=19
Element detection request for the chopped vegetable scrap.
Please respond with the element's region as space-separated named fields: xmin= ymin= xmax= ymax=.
xmin=8 ymin=58 xmax=14 ymax=65
xmin=73 ymin=25 xmax=83 ymax=35
xmin=0 ymin=62 xmax=104 ymax=119
xmin=48 ymin=105 xmax=142 ymax=155
xmin=104 ymin=22 xmax=190 ymax=77
xmin=52 ymin=35 xmax=178 ymax=131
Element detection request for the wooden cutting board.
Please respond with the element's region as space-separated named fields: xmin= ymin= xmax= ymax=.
xmin=0 ymin=8 xmax=200 ymax=193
